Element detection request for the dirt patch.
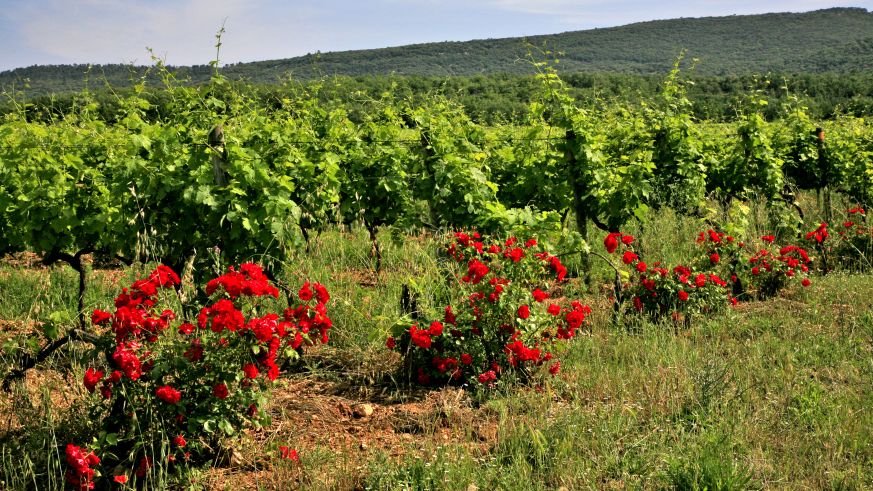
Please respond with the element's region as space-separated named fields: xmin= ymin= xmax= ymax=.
xmin=0 ymin=252 xmax=46 ymax=269
xmin=205 ymin=376 xmax=497 ymax=490
xmin=90 ymin=268 xmax=129 ymax=290
xmin=0 ymin=319 xmax=44 ymax=339
xmin=331 ymin=268 xmax=382 ymax=288
xmin=0 ymin=368 xmax=81 ymax=436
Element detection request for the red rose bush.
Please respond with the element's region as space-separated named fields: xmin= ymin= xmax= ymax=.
xmin=72 ymin=263 xmax=330 ymax=483
xmin=608 ymin=227 xmax=816 ymax=321
xmin=387 ymin=232 xmax=590 ymax=388
xmin=743 ymin=234 xmax=813 ymax=298
xmin=607 ymin=232 xmax=735 ymax=322
xmin=811 ymin=208 xmax=872 ymax=271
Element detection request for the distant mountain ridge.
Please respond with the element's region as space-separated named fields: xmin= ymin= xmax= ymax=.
xmin=2 ymin=7 xmax=872 ymax=95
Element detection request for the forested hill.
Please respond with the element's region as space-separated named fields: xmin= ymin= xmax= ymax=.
xmin=2 ymin=7 xmax=872 ymax=95
xmin=268 ymin=7 xmax=873 ymax=76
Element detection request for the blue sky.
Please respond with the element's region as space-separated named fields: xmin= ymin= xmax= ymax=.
xmin=1 ymin=0 xmax=871 ymax=71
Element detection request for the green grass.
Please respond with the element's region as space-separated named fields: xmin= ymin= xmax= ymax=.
xmin=356 ymin=268 xmax=873 ymax=490
xmin=0 ymin=208 xmax=871 ymax=490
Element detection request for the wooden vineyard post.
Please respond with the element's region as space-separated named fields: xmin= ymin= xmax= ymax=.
xmin=400 ymin=284 xmax=419 ymax=321
xmin=816 ymin=127 xmax=832 ymax=224
xmin=209 ymin=124 xmax=229 ymax=262
xmin=209 ymin=124 xmax=227 ymax=186
xmin=369 ymin=224 xmax=382 ymax=274
xmin=815 ymin=127 xmax=832 ymax=272
xmin=420 ymin=131 xmax=439 ymax=228
xmin=42 ymin=249 xmax=92 ymax=331
xmin=565 ymin=130 xmax=592 ymax=286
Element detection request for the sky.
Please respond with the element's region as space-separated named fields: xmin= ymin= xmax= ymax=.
xmin=1 ymin=0 xmax=871 ymax=71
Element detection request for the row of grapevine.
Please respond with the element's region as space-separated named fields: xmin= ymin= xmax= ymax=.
xmin=1 ymin=68 xmax=871 ymax=284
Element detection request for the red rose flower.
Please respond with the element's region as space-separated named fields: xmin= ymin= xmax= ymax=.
xmin=65 ymin=443 xmax=100 ymax=490
xmin=178 ymin=322 xmax=195 ymax=335
xmin=213 ymin=383 xmax=229 ymax=400
xmin=155 ymin=385 xmax=181 ymax=404
xmin=506 ymin=247 xmax=525 ymax=262
xmin=279 ymin=446 xmax=299 ymax=461
xmin=313 ymin=283 xmax=330 ymax=304
xmin=91 ymin=309 xmax=112 ymax=326
xmin=466 ymin=259 xmax=490 ymax=284
xmin=604 ymin=232 xmax=622 ymax=254
xmin=83 ymin=368 xmax=104 ymax=393
xmin=298 ymin=281 xmax=313 ymax=302
xmin=478 ymin=370 xmax=497 ymax=384
xmin=409 ymin=325 xmax=432 ymax=349
xmin=549 ymin=361 xmax=561 ymax=375
xmin=517 ymin=305 xmax=530 ymax=319
xmin=428 ymin=321 xmax=444 ymax=336
xmin=444 ymin=305 xmax=456 ymax=325
xmin=243 ymin=363 xmax=259 ymax=379
xmin=149 ymin=264 xmax=180 ymax=288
